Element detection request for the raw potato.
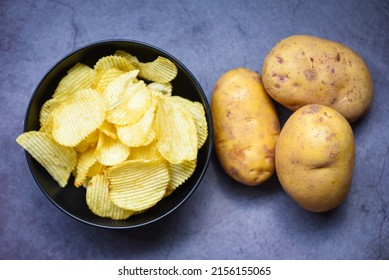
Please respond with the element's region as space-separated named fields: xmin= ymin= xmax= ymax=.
xmin=262 ymin=35 xmax=374 ymax=123
xmin=212 ymin=68 xmax=280 ymax=186
xmin=275 ymin=104 xmax=355 ymax=212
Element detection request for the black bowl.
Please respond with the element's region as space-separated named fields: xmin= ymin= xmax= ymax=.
xmin=23 ymin=40 xmax=213 ymax=229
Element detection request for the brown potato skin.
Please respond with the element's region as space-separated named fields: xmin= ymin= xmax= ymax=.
xmin=262 ymin=35 xmax=374 ymax=123
xmin=211 ymin=68 xmax=280 ymax=186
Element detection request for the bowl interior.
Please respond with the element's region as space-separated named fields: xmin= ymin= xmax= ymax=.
xmin=24 ymin=40 xmax=213 ymax=229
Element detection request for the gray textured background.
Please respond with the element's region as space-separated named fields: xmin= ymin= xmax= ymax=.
xmin=1 ymin=0 xmax=388 ymax=259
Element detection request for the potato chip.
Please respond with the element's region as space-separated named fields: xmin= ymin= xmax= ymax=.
xmin=52 ymin=63 xmax=95 ymax=101
xmin=167 ymin=159 xmax=197 ymax=193
xmin=114 ymin=50 xmax=139 ymax=64
xmin=52 ymin=89 xmax=106 ymax=147
xmin=94 ymin=67 xmax=126 ymax=94
xmin=137 ymin=56 xmax=177 ymax=83
xmin=128 ymin=140 xmax=163 ymax=161
xmin=147 ymin=82 xmax=172 ymax=96
xmin=156 ymin=97 xmax=198 ymax=164
xmin=74 ymin=146 xmax=97 ymax=187
xmin=39 ymin=113 xmax=54 ymax=134
xmin=124 ymin=80 xmax=153 ymax=120
xmin=103 ymin=70 xmax=139 ymax=100
xmin=107 ymin=159 xmax=169 ymax=211
xmin=39 ymin=98 xmax=63 ymax=128
xmin=99 ymin=120 xmax=117 ymax=139
xmin=87 ymin=162 xmax=106 ymax=178
xmin=86 ymin=173 xmax=133 ymax=220
xmin=93 ymin=55 xmax=136 ymax=87
xmin=16 ymin=131 xmax=77 ymax=187
xmin=106 ymin=80 xmax=152 ymax=126
xmin=95 ymin=132 xmax=130 ymax=166
xmin=74 ymin=129 xmax=99 ymax=153
xmin=116 ymin=99 xmax=156 ymax=147
xmin=102 ymin=71 xmax=138 ymax=116
xmin=170 ymin=95 xmax=208 ymax=149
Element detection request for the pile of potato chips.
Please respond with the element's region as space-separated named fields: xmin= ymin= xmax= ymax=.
xmin=17 ymin=50 xmax=208 ymax=220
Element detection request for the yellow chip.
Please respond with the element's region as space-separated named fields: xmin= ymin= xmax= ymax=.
xmin=103 ymin=71 xmax=138 ymax=122
xmin=107 ymin=159 xmax=169 ymax=212
xmin=116 ymin=99 xmax=156 ymax=147
xmin=137 ymin=56 xmax=177 ymax=83
xmin=170 ymin=95 xmax=208 ymax=149
xmin=52 ymin=63 xmax=95 ymax=101
xmin=94 ymin=67 xmax=126 ymax=94
xmin=103 ymin=70 xmax=139 ymax=104
xmin=39 ymin=98 xmax=63 ymax=128
xmin=106 ymin=80 xmax=152 ymax=126
xmin=93 ymin=55 xmax=137 ymax=87
xmin=156 ymin=97 xmax=198 ymax=164
xmin=74 ymin=129 xmax=99 ymax=153
xmin=39 ymin=113 xmax=54 ymax=134
xmin=87 ymin=162 xmax=106 ymax=178
xmin=99 ymin=120 xmax=117 ymax=139
xmin=124 ymin=80 xmax=152 ymax=122
xmin=95 ymin=132 xmax=130 ymax=166
xmin=16 ymin=131 xmax=77 ymax=187
xmin=147 ymin=82 xmax=172 ymax=96
xmin=74 ymin=146 xmax=97 ymax=187
xmin=128 ymin=140 xmax=163 ymax=161
xmin=114 ymin=50 xmax=139 ymax=64
xmin=167 ymin=159 xmax=197 ymax=194
xmin=86 ymin=173 xmax=133 ymax=220
xmin=52 ymin=89 xmax=106 ymax=147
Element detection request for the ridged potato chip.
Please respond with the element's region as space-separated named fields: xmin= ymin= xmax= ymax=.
xmin=103 ymin=71 xmax=138 ymax=110
xmin=128 ymin=140 xmax=163 ymax=161
xmin=95 ymin=132 xmax=130 ymax=166
xmin=105 ymin=79 xmax=151 ymax=126
xmin=137 ymin=56 xmax=177 ymax=83
xmin=52 ymin=88 xmax=106 ymax=147
xmin=103 ymin=72 xmax=137 ymax=125
xmin=99 ymin=120 xmax=117 ymax=139
xmin=156 ymin=97 xmax=198 ymax=164
xmin=87 ymin=162 xmax=106 ymax=179
xmin=122 ymin=80 xmax=152 ymax=124
xmin=170 ymin=95 xmax=208 ymax=149
xmin=74 ymin=146 xmax=97 ymax=187
xmin=116 ymin=99 xmax=156 ymax=147
xmin=16 ymin=131 xmax=77 ymax=187
xmin=166 ymin=159 xmax=197 ymax=196
xmin=104 ymin=70 xmax=138 ymax=96
xmin=52 ymin=63 xmax=95 ymax=101
xmin=93 ymin=55 xmax=136 ymax=88
xmin=107 ymin=159 xmax=169 ymax=212
xmin=39 ymin=98 xmax=62 ymax=128
xmin=74 ymin=129 xmax=99 ymax=153
xmin=147 ymin=82 xmax=172 ymax=96
xmin=86 ymin=173 xmax=133 ymax=220
xmin=39 ymin=113 xmax=54 ymax=134
xmin=94 ymin=67 xmax=126 ymax=94
xmin=114 ymin=50 xmax=139 ymax=64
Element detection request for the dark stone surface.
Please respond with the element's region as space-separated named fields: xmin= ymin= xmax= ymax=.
xmin=1 ymin=0 xmax=388 ymax=259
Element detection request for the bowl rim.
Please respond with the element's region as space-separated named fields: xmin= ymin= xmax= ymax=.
xmin=23 ymin=39 xmax=213 ymax=229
